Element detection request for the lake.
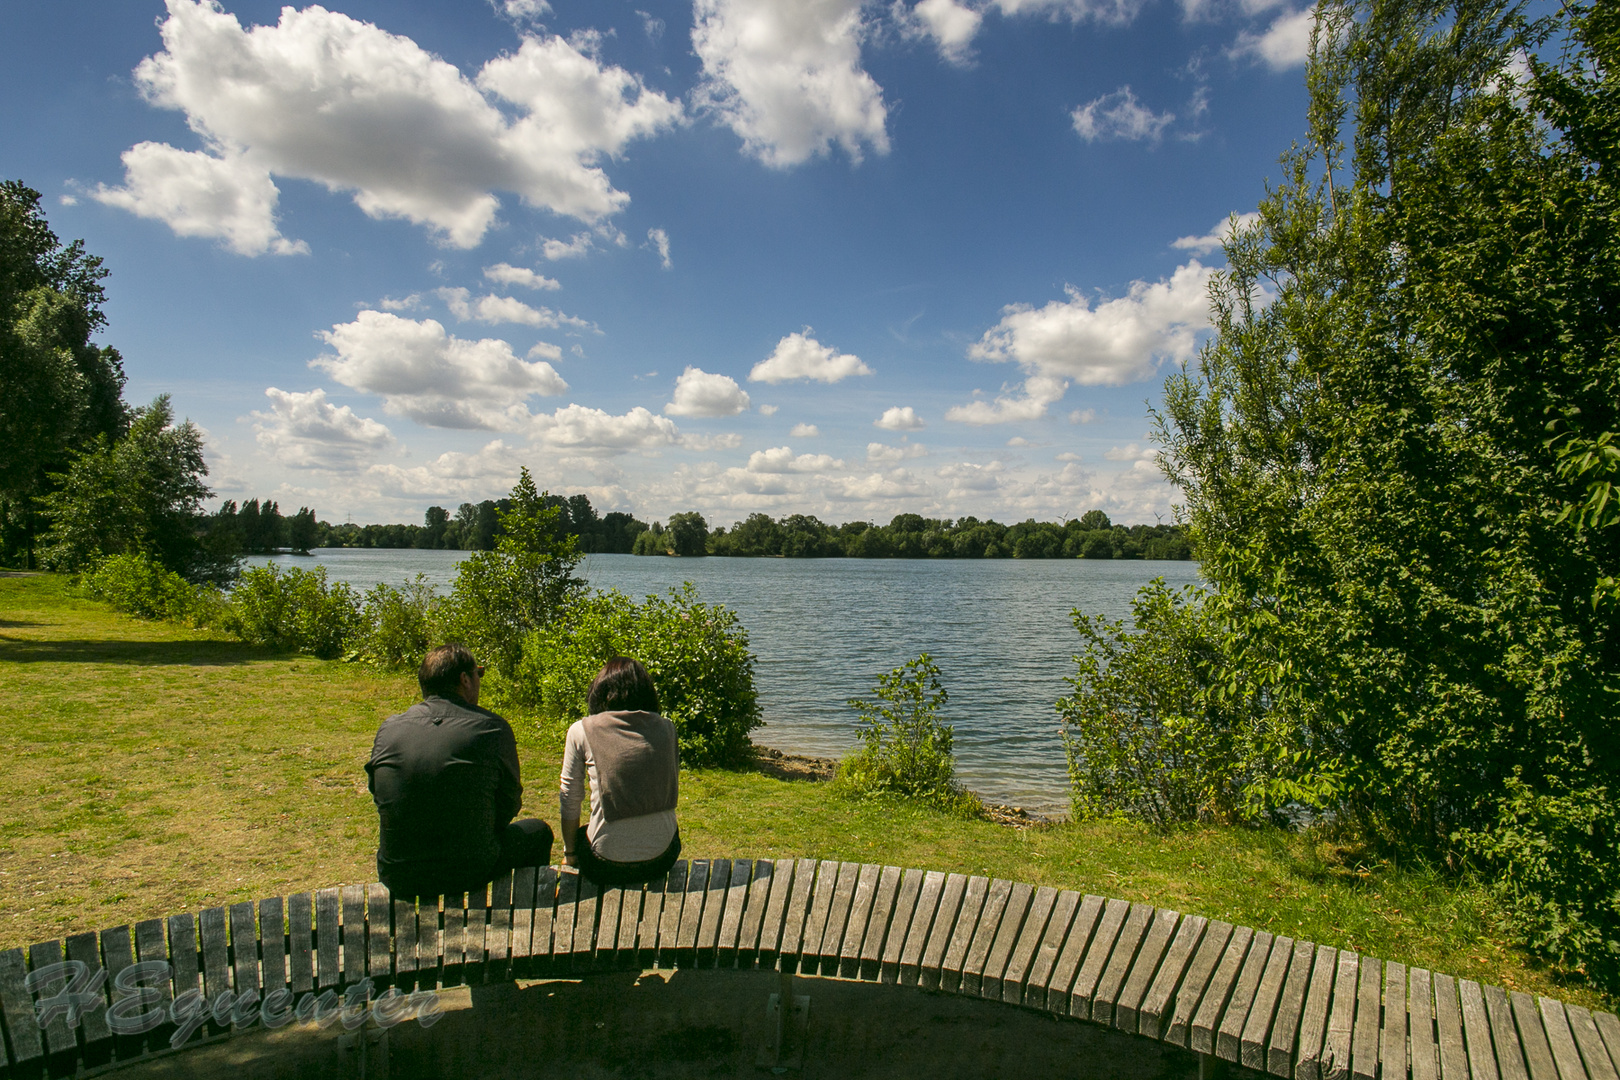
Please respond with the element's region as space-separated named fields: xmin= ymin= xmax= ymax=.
xmin=249 ymin=549 xmax=1203 ymax=814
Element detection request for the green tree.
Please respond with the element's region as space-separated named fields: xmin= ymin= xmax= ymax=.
xmin=667 ymin=511 xmax=709 ymax=556
xmin=834 ymin=653 xmax=980 ymax=814
xmin=288 ymin=507 xmax=319 ymax=554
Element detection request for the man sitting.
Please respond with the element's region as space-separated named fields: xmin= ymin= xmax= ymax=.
xmin=366 ymin=644 xmax=553 ymax=899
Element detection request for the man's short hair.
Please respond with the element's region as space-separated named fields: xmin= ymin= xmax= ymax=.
xmin=420 ymin=644 xmax=478 ymax=699
xmin=587 ymin=657 xmax=660 ymax=714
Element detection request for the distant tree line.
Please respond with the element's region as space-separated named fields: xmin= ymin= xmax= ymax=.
xmin=260 ymin=494 xmax=652 ymax=554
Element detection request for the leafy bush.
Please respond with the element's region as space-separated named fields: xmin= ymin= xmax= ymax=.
xmin=80 ymin=551 xmax=220 ymax=623
xmin=833 ymin=653 xmax=981 ymax=815
xmin=354 ymin=575 xmax=441 ymax=670
xmin=224 ymin=563 xmax=363 ymax=659
xmin=517 ymin=583 xmax=761 ymax=766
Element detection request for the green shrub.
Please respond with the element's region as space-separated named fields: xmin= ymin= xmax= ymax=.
xmin=517 ymin=583 xmax=761 ymax=766
xmin=833 ymin=653 xmax=981 ymax=815
xmin=80 ymin=551 xmax=220 ymax=623
xmin=354 ymin=576 xmax=441 ymax=670
xmin=225 ymin=563 xmax=363 ymax=659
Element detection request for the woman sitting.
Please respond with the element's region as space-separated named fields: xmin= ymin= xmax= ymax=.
xmin=559 ymin=657 xmax=682 ymax=887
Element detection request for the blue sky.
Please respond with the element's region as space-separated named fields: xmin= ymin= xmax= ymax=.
xmin=2 ymin=0 xmax=1312 ymax=526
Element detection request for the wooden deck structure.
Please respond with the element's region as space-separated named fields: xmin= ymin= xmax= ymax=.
xmin=2 ymin=858 xmax=1617 ymax=1078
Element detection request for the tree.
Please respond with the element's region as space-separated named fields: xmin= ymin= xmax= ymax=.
xmin=420 ymin=505 xmax=449 ymax=549
xmin=288 ymin=507 xmax=318 ymax=554
xmin=666 ymin=511 xmax=709 ymax=557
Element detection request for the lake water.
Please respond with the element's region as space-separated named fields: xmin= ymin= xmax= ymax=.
xmin=250 ymin=550 xmax=1203 ymax=814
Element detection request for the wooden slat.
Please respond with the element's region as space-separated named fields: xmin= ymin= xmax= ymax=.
xmin=916 ymin=872 xmax=969 ymax=991
xmin=1568 ymin=1005 xmax=1620 ymax=1080
xmin=861 ymin=866 xmax=904 ymax=981
xmin=1217 ymin=930 xmax=1276 ymax=1063
xmin=1118 ymin=907 xmax=1182 ymax=1031
xmin=694 ymin=858 xmax=730 ymax=968
xmin=550 ymin=873 xmax=579 ymax=970
xmin=1459 ymin=980 xmax=1500 ymax=1080
xmin=134 ymin=918 xmax=172 ymax=1045
xmin=259 ymin=898 xmax=287 ymax=995
xmin=757 ymin=859 xmax=801 ymax=970
xmin=1382 ymin=962 xmax=1410 ymax=1080
xmin=1322 ymin=949 xmax=1361 ymax=1080
xmin=27 ymin=940 xmax=76 ymax=1059
xmin=98 ymin=926 xmax=141 ymax=1059
xmin=1092 ymin=901 xmax=1156 ymax=1024
xmin=737 ymin=859 xmax=778 ymax=968
xmin=879 ymin=868 xmax=926 ymax=983
xmin=315 ymin=888 xmax=340 ymax=989
xmin=364 ymin=884 xmax=391 ymax=981
xmin=0 ymin=947 xmax=44 ymax=1069
xmin=1168 ymin=919 xmax=1236 ymax=1048
xmin=1047 ymin=894 xmax=1107 ymax=1015
xmin=415 ymin=897 xmax=442 ymax=989
xmin=979 ymin=881 xmax=1038 ymax=1001
xmin=674 ymin=859 xmax=709 ymax=968
xmin=774 ymin=859 xmax=818 ymax=971
xmin=230 ymin=901 xmax=261 ymax=1001
xmin=654 ymin=861 xmax=687 ymax=969
xmin=1241 ymin=936 xmax=1296 ymax=1070
xmin=392 ymin=898 xmax=417 ymax=983
xmin=629 ymin=867 xmax=663 ymax=969
xmin=197 ymin=908 xmax=230 ymax=1007
xmin=998 ymin=885 xmax=1059 ymax=1004
xmin=616 ymin=884 xmax=646 ymax=969
xmin=837 ymin=863 xmax=882 ymax=979
xmin=1513 ymin=992 xmax=1559 ymax=1080
xmin=443 ymin=891 xmax=469 ymax=986
xmin=1021 ymin=890 xmax=1082 ymax=1009
xmin=1436 ymin=974 xmax=1469 ymax=1080
xmin=1069 ymin=896 xmax=1131 ymax=1020
xmin=568 ymin=876 xmax=599 ymax=970
xmin=1486 ymin=986 xmax=1530 ymax=1080
xmin=1412 ymin=969 xmax=1438 ymax=1080
xmin=1351 ymin=957 xmax=1383 ymax=1080
xmin=166 ymin=912 xmax=199 ymax=1015
xmin=465 ymin=883 xmax=491 ymax=980
xmin=814 ymin=862 xmax=861 ymax=977
xmin=529 ymin=868 xmax=560 ymax=975
xmin=897 ymin=870 xmax=947 ymax=987
xmin=1192 ymin=924 xmax=1257 ymax=1056
xmin=716 ymin=859 xmax=753 ymax=968
xmin=1595 ymin=1013 xmax=1620 ymax=1077
xmin=594 ymin=887 xmax=624 ymax=971
xmin=487 ymin=873 xmax=514 ymax=980
xmin=508 ymin=868 xmax=537 ymax=976
xmin=1270 ymin=938 xmax=1322 ymax=1077
xmin=340 ymin=885 xmax=366 ymax=986
xmin=287 ymin=893 xmax=314 ymax=994
xmin=938 ymin=874 xmax=991 ymax=994
xmin=1541 ymin=998 xmax=1587 ymax=1080
xmin=66 ymin=930 xmax=113 ymax=1056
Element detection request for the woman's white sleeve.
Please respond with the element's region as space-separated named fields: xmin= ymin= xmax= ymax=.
xmin=558 ymin=722 xmax=586 ymax=822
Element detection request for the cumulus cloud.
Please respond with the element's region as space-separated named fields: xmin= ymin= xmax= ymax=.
xmin=531 ymin=403 xmax=680 ymax=451
xmin=251 ymin=387 xmax=396 ymax=468
xmin=693 ymin=0 xmax=890 ymax=167
xmin=1232 ymin=7 xmax=1315 ymax=69
xmin=93 ymin=143 xmax=307 ymax=256
xmin=967 ymin=260 xmax=1214 ymax=393
xmin=750 ymin=331 xmax=872 ymax=383
xmin=313 ymin=310 xmax=568 ymax=430
xmin=647 ymin=227 xmax=672 ymax=268
xmin=867 ymin=441 xmax=927 ymax=464
xmin=494 ymin=0 xmax=552 ymax=23
xmin=1056 ymin=451 xmax=1083 ymax=461
xmin=944 ymin=374 xmax=1068 ymax=425
xmin=937 ymin=459 xmax=1005 ymax=498
xmin=438 ymin=287 xmax=588 ymax=329
xmin=875 ymin=405 xmax=925 ymax=430
xmin=1072 ymin=87 xmax=1175 ymax=142
xmin=665 ymin=366 xmax=753 ymax=417
xmin=894 ymin=0 xmax=983 ymax=64
xmin=1172 ymin=211 xmax=1261 ymax=255
xmin=992 ymin=0 xmax=1146 ymax=22
xmin=1069 ymin=408 xmax=1098 ymax=424
xmin=541 ymin=232 xmax=595 ymax=260
xmin=484 ymin=262 xmax=561 ymax=290
xmin=365 ymin=438 xmax=523 ymax=498
xmin=99 ymin=1 xmax=682 ymax=251
xmin=746 ymin=446 xmax=843 ymax=473
xmin=758 ymin=404 xmax=779 ymax=416
xmin=790 ymin=422 xmax=820 ymax=437
xmin=680 ymin=431 xmax=744 ymax=451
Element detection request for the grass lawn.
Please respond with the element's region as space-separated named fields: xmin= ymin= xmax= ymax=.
xmin=0 ymin=572 xmax=1609 ymax=1010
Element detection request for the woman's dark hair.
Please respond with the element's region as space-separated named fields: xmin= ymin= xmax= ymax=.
xmin=419 ymin=643 xmax=478 ymax=699
xmin=587 ymin=656 xmax=660 ymax=714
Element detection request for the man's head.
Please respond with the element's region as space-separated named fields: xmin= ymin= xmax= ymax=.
xmin=419 ymin=644 xmax=484 ymax=704
xmin=586 ymin=656 xmax=660 ymax=714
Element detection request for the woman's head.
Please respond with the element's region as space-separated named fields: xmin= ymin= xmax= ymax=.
xmin=587 ymin=656 xmax=660 ymax=714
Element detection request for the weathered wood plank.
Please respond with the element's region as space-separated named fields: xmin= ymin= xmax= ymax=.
xmin=1382 ymin=962 xmax=1410 ymax=1080
xmin=66 ymin=930 xmax=113 ymax=1056
xmin=392 ymin=898 xmax=416 ymax=983
xmin=1070 ymin=897 xmax=1132 ymax=1021
xmin=414 ymin=897 xmax=442 ymax=989
xmin=487 ymin=873 xmax=514 ymax=981
xmin=134 ymin=918 xmax=173 ymax=1045
xmin=815 ymin=862 xmax=861 ymax=977
xmin=594 ymin=886 xmax=624 ymax=972
xmin=465 ymin=883 xmax=491 ymax=980
xmin=694 ymin=858 xmax=730 ymax=968
xmin=673 ymin=860 xmax=710 ymax=968
xmin=1485 ymin=985 xmax=1529 ymax=1080
xmin=1594 ymin=1012 xmax=1620 ymax=1078
xmin=615 ymin=884 xmax=645 ymax=970
xmin=570 ymin=876 xmax=601 ymax=970
xmin=287 ymin=893 xmax=314 ymax=994
xmin=1240 ymin=935 xmax=1295 ymax=1070
xmin=916 ymin=872 xmax=968 ymax=991
xmin=981 ymin=882 xmax=1040 ymax=1002
xmin=1321 ymin=949 xmax=1361 ymax=1080
xmin=757 ymin=859 xmax=802 ymax=970
xmin=836 ymin=862 xmax=883 ymax=978
xmin=0 ymin=947 xmax=44 ymax=1069
xmin=166 ymin=912 xmax=199 ymax=1014
xmin=774 ymin=859 xmax=818 ymax=972
xmin=1167 ymin=919 xmax=1236 ymax=1049
xmin=27 ymin=940 xmax=77 ymax=1059
xmin=441 ymin=892 xmax=467 ymax=987
xmin=229 ymin=901 xmax=261 ymax=999
xmin=1459 ymin=980 xmax=1501 ymax=1080
xmin=1435 ymin=974 xmax=1469 ymax=1080
xmin=549 ymin=873 xmax=579 ymax=970
xmin=1512 ymin=991 xmax=1559 ymax=1080
xmin=961 ymin=878 xmax=1021 ymax=998
xmin=1217 ymin=930 xmax=1276 ymax=1063
xmin=938 ymin=875 xmax=991 ymax=995
xmin=653 ymin=861 xmax=687 ymax=969
xmin=632 ymin=872 xmax=664 ymax=970
xmin=716 ymin=859 xmax=753 ymax=968
xmin=1350 ymin=956 xmax=1382 ymax=1080
xmin=1193 ymin=925 xmax=1257 ymax=1057
xmin=1540 ymin=997 xmax=1586 ymax=1080
xmin=314 ymin=888 xmax=340 ymax=990
xmin=1411 ymin=969 xmax=1438 ymax=1080
xmin=998 ymin=885 xmax=1058 ymax=1004
xmin=1022 ymin=890 xmax=1082 ymax=1009
xmin=1266 ymin=937 xmax=1317 ymax=1076
xmin=858 ymin=865 xmax=904 ymax=981
xmin=363 ymin=884 xmax=390 ymax=981
xmin=898 ymin=870 xmax=948 ymax=988
xmin=508 ymin=868 xmax=537 ymax=977
xmin=1093 ymin=901 xmax=1156 ymax=1025
xmin=1118 ymin=907 xmax=1181 ymax=1031
xmin=259 ymin=898 xmax=287 ymax=995
xmin=879 ymin=867 xmax=926 ymax=984
xmin=198 ymin=907 xmax=230 ymax=1006
xmin=1567 ymin=1005 xmax=1620 ymax=1080
xmin=340 ymin=885 xmax=366 ymax=987
xmin=737 ymin=859 xmax=777 ymax=969
xmin=1047 ymin=894 xmax=1108 ymax=1016
xmin=99 ymin=926 xmax=142 ymax=1059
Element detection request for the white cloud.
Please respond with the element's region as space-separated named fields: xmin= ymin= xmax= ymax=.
xmin=59 ymin=195 xmax=78 ymax=207
xmin=93 ymin=143 xmax=308 ymax=256
xmin=1105 ymin=442 xmax=1144 ymax=461
xmin=875 ymin=405 xmax=925 ymax=430
xmin=789 ymin=423 xmax=820 ymax=437
xmin=937 ymin=459 xmax=1005 ymax=497
xmin=103 ymin=1 xmax=682 ymax=251
xmin=379 ymin=294 xmax=423 ymax=311
xmin=1171 ymin=211 xmax=1261 ymax=255
xmin=750 ymin=331 xmax=873 ymax=383
xmin=1056 ymin=451 xmax=1082 ymax=461
xmin=680 ymin=431 xmax=745 ymax=451
xmin=944 ymin=373 xmax=1068 ymax=424
xmin=527 ymin=341 xmax=563 ymax=360
xmin=647 ymin=227 xmax=672 ymax=269
xmin=665 ymin=366 xmax=753 ymax=417
xmin=531 ymin=403 xmax=680 ymax=451
xmin=438 ymin=287 xmax=586 ymax=329
xmin=484 ymin=262 xmax=561 ymax=290
xmin=867 ymin=441 xmax=927 ymax=463
xmin=895 ymin=0 xmax=983 ymax=64
xmin=1233 ymin=7 xmax=1314 ymax=69
xmin=968 ymin=260 xmax=1214 ymax=389
xmin=495 ymin=0 xmax=552 ymax=23
xmin=364 ymin=438 xmax=524 ymax=498
xmin=1069 ymin=408 xmax=1098 ymax=424
xmin=758 ymin=404 xmax=779 ymax=416
xmin=746 ymin=446 xmax=843 ymax=473
xmin=313 ymin=310 xmax=568 ymax=430
xmin=1072 ymin=87 xmax=1175 ymax=142
xmin=541 ymin=232 xmax=595 ymax=260
xmin=693 ymin=0 xmax=890 ymax=167
xmin=251 ymin=387 xmax=396 ymax=468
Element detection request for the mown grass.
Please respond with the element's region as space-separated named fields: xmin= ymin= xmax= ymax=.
xmin=0 ymin=572 xmax=1609 ymax=1011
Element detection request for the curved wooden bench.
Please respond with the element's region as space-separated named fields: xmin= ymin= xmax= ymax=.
xmin=2 ymin=858 xmax=1617 ymax=1079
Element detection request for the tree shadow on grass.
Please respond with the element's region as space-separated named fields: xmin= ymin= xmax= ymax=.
xmin=0 ymin=619 xmax=41 ymax=628
xmin=0 ymin=638 xmax=266 ymax=666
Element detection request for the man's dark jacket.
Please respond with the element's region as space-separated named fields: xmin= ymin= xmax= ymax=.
xmin=365 ymin=694 xmax=522 ymax=897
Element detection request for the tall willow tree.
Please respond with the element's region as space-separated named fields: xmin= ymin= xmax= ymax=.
xmin=1155 ymin=0 xmax=1619 ymax=980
